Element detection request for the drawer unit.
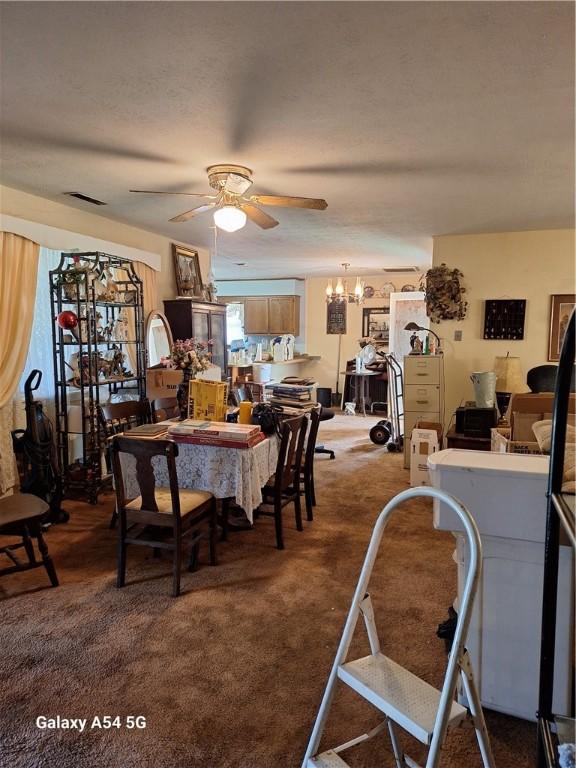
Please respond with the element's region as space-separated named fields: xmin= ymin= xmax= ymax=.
xmin=404 ymin=355 xmax=442 ymax=384
xmin=403 ymin=355 xmax=444 ymax=469
xmin=404 ymin=384 xmax=440 ymax=413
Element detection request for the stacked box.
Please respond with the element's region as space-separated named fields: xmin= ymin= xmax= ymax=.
xmin=187 ymin=379 xmax=229 ymax=421
xmin=490 ymin=427 xmax=541 ymax=455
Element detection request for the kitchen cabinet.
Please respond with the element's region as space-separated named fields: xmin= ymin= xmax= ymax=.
xmin=244 ymin=298 xmax=269 ymax=334
xmin=163 ymin=298 xmax=227 ymax=374
xmin=243 ymin=296 xmax=300 ymax=336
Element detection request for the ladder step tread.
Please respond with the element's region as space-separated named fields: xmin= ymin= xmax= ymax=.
xmin=338 ymin=653 xmax=467 ymax=745
xmin=308 ymin=750 xmax=350 ymax=767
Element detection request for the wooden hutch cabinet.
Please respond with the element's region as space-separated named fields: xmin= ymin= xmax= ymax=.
xmin=163 ymin=298 xmax=227 ymax=374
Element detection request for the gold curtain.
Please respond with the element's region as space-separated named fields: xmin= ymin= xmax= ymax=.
xmin=0 ymin=232 xmax=40 ymax=492
xmin=0 ymin=233 xmax=40 ymax=408
xmin=133 ymin=260 xmax=158 ymax=317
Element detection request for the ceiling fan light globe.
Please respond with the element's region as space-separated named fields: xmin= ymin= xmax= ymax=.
xmin=213 ymin=206 xmax=247 ymax=233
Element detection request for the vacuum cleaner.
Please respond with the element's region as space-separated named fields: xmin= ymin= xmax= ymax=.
xmin=11 ymin=370 xmax=69 ymax=524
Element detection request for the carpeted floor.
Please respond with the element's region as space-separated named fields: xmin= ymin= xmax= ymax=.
xmin=0 ymin=415 xmax=534 ymax=767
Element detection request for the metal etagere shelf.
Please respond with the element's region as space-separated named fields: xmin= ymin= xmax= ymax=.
xmin=49 ymin=252 xmax=146 ymax=503
xmin=537 ymin=308 xmax=575 ymax=768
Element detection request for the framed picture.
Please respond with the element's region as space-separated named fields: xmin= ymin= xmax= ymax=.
xmin=326 ymin=300 xmax=347 ymax=334
xmin=362 ymin=306 xmax=390 ymax=344
xmin=172 ymin=244 xmax=203 ymax=298
xmin=548 ymin=294 xmax=575 ymax=361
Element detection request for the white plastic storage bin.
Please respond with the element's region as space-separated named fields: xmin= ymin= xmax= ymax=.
xmin=428 ymin=449 xmax=574 ymax=721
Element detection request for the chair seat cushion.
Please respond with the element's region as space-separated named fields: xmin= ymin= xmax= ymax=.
xmin=126 ymin=488 xmax=212 ymax=515
xmin=0 ymin=492 xmax=49 ymax=527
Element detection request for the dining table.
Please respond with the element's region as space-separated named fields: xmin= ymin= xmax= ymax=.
xmin=119 ymin=432 xmax=279 ymax=524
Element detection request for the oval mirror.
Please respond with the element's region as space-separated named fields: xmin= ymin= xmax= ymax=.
xmin=145 ymin=310 xmax=173 ymax=368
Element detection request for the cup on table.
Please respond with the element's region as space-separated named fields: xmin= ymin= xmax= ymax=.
xmin=239 ymin=401 xmax=253 ymax=424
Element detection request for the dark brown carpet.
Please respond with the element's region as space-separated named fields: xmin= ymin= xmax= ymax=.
xmin=0 ymin=415 xmax=534 ymax=767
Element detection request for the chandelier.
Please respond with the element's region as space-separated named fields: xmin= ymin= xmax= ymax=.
xmin=325 ymin=263 xmax=364 ymax=305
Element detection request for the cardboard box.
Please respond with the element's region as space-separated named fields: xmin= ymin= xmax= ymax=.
xmin=411 ymin=423 xmax=442 ymax=486
xmin=146 ymin=367 xmax=182 ymax=400
xmin=188 ymin=379 xmax=229 ymax=421
xmin=509 ymin=393 xmax=576 ymax=440
xmin=146 ymin=365 xmax=222 ymax=401
xmin=491 ymin=427 xmax=541 ymax=455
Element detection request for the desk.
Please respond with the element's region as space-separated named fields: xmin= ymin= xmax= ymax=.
xmin=445 ymin=426 xmax=491 ymax=451
xmin=120 ymin=436 xmax=278 ymax=523
xmin=340 ymin=370 xmax=379 ymax=416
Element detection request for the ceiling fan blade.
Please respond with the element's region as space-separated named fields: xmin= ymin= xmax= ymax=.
xmin=240 ymin=204 xmax=279 ymax=229
xmin=169 ymin=203 xmax=216 ymax=223
xmin=130 ymin=189 xmax=217 ymax=198
xmin=249 ymin=194 xmax=327 ymax=210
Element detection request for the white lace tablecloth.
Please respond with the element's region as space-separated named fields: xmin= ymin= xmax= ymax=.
xmin=119 ymin=437 xmax=278 ymax=522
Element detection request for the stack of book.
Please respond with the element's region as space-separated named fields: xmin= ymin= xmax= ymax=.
xmin=267 ymin=382 xmax=317 ymax=411
xmin=167 ymin=420 xmax=264 ymax=449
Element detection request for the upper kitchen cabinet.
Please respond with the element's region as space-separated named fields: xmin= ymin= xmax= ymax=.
xmin=163 ymin=298 xmax=227 ymax=373
xmin=244 ymin=298 xmax=269 ymax=334
xmin=244 ymin=296 xmax=300 ymax=336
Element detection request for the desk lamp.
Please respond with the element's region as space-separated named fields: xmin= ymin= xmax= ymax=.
xmin=493 ymin=354 xmax=525 ymax=424
xmin=404 ymin=322 xmax=441 ymax=353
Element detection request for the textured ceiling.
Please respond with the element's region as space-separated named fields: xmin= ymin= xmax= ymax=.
xmin=0 ymin=1 xmax=574 ymax=279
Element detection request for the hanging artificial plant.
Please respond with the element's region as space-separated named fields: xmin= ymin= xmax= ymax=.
xmin=420 ymin=263 xmax=468 ymax=322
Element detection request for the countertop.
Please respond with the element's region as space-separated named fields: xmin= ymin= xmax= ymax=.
xmin=228 ymin=356 xmax=320 ymax=367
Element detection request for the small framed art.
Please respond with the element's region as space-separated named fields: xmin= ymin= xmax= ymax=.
xmin=548 ymin=294 xmax=576 ymax=361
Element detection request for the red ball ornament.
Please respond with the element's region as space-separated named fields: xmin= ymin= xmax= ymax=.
xmin=57 ymin=310 xmax=78 ymax=330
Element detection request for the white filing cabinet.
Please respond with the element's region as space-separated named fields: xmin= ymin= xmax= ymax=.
xmin=403 ymin=355 xmax=444 ymax=468
xmin=429 ymin=449 xmax=574 ymax=721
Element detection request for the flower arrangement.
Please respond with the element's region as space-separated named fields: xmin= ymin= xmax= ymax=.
xmin=420 ymin=263 xmax=468 ymax=322
xmin=162 ymin=338 xmax=212 ymax=376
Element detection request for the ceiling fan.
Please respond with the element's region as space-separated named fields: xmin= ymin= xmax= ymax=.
xmin=130 ymin=164 xmax=328 ymax=232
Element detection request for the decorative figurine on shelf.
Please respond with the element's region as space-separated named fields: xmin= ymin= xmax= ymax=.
xmin=409 ymin=332 xmax=423 ymax=354
xmin=91 ymin=271 xmax=108 ymax=302
xmin=112 ymin=309 xmax=130 ymax=341
xmin=94 ymin=312 xmax=105 ymax=341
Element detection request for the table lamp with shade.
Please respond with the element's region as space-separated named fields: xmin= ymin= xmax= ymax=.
xmin=493 ymin=354 xmax=526 ymax=423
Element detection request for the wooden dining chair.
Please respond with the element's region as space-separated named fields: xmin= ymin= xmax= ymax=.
xmin=98 ymin=399 xmax=152 ymax=437
xmin=0 ymin=492 xmax=59 ymax=589
xmin=110 ymin=436 xmax=217 ymax=597
xmin=151 ymin=397 xmax=180 ymax=422
xmin=299 ymin=407 xmax=321 ymax=522
xmin=258 ymin=416 xmax=307 ymax=550
xmin=98 ymin=399 xmax=152 ymax=528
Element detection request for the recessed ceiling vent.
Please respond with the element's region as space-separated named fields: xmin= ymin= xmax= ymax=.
xmin=64 ymin=192 xmax=106 ymax=206
xmin=382 ymin=266 xmax=420 ymax=273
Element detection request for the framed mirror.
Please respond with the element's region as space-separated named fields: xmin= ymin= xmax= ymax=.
xmin=145 ymin=310 xmax=173 ymax=368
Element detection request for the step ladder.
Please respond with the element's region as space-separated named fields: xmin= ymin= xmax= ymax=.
xmin=302 ymin=486 xmax=496 ymax=768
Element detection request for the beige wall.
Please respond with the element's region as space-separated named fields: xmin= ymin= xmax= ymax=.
xmin=431 ymin=229 xmax=575 ymax=428
xmin=0 ymin=185 xmax=210 ymax=303
xmin=302 ymin=272 xmax=424 ymax=393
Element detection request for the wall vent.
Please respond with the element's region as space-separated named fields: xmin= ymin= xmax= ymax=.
xmin=382 ymin=266 xmax=420 ymax=273
xmin=64 ymin=192 xmax=106 ymax=206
